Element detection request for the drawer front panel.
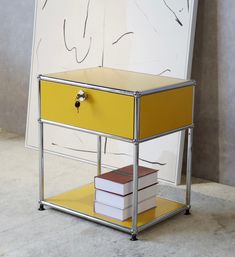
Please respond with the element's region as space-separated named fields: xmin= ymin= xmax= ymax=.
xmin=40 ymin=81 xmax=134 ymax=139
xmin=140 ymin=86 xmax=194 ymax=139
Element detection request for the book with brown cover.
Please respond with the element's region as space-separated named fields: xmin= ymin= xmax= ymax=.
xmin=94 ymin=165 xmax=158 ymax=196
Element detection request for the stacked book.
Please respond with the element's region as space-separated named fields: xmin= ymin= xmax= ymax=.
xmin=94 ymin=165 xmax=158 ymax=221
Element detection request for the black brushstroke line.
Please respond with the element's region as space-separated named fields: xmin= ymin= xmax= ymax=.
xmin=158 ymin=69 xmax=171 ymax=75
xmin=112 ymin=32 xmax=134 ymax=45
xmin=63 ymin=19 xmax=92 ymax=64
xmin=83 ymin=0 xmax=91 ymax=38
xmin=187 ymin=0 xmax=189 ymax=12
xmin=163 ymin=0 xmax=183 ymax=26
xmin=42 ymin=0 xmax=48 ymax=10
xmin=36 ymin=38 xmax=42 ymax=68
xmin=52 ymin=143 xmax=166 ymax=165
xmin=135 ymin=0 xmax=158 ymax=34
xmin=52 ymin=143 xmax=96 ymax=154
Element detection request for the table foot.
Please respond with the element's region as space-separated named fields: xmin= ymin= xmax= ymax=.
xmin=130 ymin=234 xmax=138 ymax=241
xmin=184 ymin=209 xmax=191 ymax=215
xmin=38 ymin=203 xmax=45 ymax=211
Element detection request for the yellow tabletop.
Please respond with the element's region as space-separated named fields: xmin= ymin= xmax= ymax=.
xmin=45 ymin=67 xmax=193 ymax=94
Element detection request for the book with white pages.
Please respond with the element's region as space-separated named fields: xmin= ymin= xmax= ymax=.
xmin=95 ymin=183 xmax=158 ymax=209
xmin=94 ymin=196 xmax=156 ymax=221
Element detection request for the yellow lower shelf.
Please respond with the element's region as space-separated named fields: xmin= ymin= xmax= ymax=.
xmin=47 ymin=183 xmax=185 ymax=229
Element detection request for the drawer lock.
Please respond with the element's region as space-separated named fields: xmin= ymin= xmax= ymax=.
xmin=75 ymin=90 xmax=87 ymax=112
xmin=76 ymin=90 xmax=87 ymax=102
xmin=75 ymin=101 xmax=81 ymax=108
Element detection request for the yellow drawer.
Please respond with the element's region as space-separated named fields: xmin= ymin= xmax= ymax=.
xmin=40 ymin=81 xmax=134 ymax=139
xmin=140 ymin=86 xmax=194 ymax=139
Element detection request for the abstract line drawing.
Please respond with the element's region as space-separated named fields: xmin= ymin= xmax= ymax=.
xmin=103 ymin=139 xmax=166 ymax=165
xmin=52 ymin=142 xmax=166 ymax=165
xmin=158 ymin=68 xmax=171 ymax=75
xmin=112 ymin=32 xmax=134 ymax=45
xmin=52 ymin=143 xmax=97 ymax=154
xmin=42 ymin=0 xmax=48 ymax=10
xmin=63 ymin=19 xmax=92 ymax=64
xmin=83 ymin=0 xmax=91 ymax=38
xmin=135 ymin=0 xmax=158 ymax=34
xmin=163 ymin=0 xmax=183 ymax=26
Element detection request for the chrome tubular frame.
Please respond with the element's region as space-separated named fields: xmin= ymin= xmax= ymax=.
xmin=139 ymin=124 xmax=193 ymax=143
xmin=186 ymin=127 xmax=193 ymax=210
xmin=185 ymin=84 xmax=195 ymax=211
xmin=40 ymin=119 xmax=133 ymax=143
xmin=97 ymin=136 xmax=102 ymax=176
xmin=41 ymin=200 xmax=131 ymax=233
xmin=39 ymin=75 xmax=134 ymax=96
xmin=131 ymin=93 xmax=140 ymax=239
xmin=138 ymin=205 xmax=187 ymax=232
xmin=38 ymin=75 xmax=195 ymax=238
xmin=39 ymin=121 xmax=44 ymax=202
xmin=39 ymin=74 xmax=195 ymax=97
xmin=38 ymin=77 xmax=45 ymax=204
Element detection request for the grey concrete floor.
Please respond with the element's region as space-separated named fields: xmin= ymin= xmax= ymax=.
xmin=0 ymin=130 xmax=235 ymax=257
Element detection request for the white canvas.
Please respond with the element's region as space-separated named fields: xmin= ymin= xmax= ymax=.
xmin=26 ymin=0 xmax=198 ymax=184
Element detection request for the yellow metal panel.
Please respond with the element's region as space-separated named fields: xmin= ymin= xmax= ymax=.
xmin=47 ymin=183 xmax=185 ymax=228
xmin=140 ymin=86 xmax=193 ymax=139
xmin=47 ymin=67 xmax=191 ymax=93
xmin=41 ymin=81 xmax=134 ymax=139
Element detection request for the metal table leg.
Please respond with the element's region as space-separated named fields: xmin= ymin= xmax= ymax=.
xmin=38 ymin=77 xmax=45 ymax=211
xmin=97 ymin=135 xmax=102 ymax=176
xmin=131 ymin=93 xmax=140 ymax=240
xmin=131 ymin=142 xmax=139 ymax=240
xmin=185 ymin=127 xmax=193 ymax=215
xmin=38 ymin=120 xmax=45 ymax=211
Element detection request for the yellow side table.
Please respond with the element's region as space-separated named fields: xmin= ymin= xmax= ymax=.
xmin=38 ymin=67 xmax=195 ymax=240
